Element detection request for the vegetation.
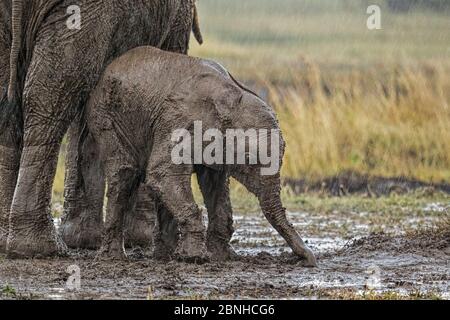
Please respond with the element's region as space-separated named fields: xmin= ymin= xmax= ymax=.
xmin=1 ymin=284 xmax=17 ymax=298
xmin=275 ymin=64 xmax=450 ymax=182
xmin=387 ymin=0 xmax=450 ymax=12
xmin=190 ymin=0 xmax=450 ymax=183
xmin=51 ymin=0 xmax=450 ymax=199
xmin=313 ymin=288 xmax=443 ymax=300
xmin=192 ymin=0 xmax=450 ymax=71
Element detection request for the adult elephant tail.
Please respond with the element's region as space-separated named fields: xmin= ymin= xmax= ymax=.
xmin=7 ymin=0 xmax=23 ymax=103
xmin=192 ymin=1 xmax=203 ymax=45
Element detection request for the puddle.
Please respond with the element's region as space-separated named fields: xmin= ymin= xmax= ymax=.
xmin=232 ymin=214 xmax=348 ymax=255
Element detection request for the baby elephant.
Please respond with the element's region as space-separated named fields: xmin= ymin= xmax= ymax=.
xmin=86 ymin=46 xmax=317 ymax=266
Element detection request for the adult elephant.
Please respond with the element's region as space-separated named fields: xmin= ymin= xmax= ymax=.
xmin=0 ymin=0 xmax=212 ymax=258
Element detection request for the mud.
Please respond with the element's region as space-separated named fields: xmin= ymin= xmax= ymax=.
xmin=0 ymin=204 xmax=448 ymax=300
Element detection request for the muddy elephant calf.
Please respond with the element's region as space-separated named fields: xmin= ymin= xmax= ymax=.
xmin=86 ymin=46 xmax=317 ymax=266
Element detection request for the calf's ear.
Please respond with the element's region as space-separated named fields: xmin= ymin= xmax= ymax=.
xmin=208 ymin=84 xmax=243 ymax=129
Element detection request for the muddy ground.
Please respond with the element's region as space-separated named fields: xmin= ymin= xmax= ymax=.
xmin=0 ymin=196 xmax=449 ymax=300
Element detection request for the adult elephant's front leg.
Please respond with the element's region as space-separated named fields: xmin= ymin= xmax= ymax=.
xmin=60 ymin=122 xmax=104 ymax=249
xmin=196 ymin=166 xmax=237 ymax=261
xmin=6 ymin=110 xmax=69 ymax=258
xmin=6 ymin=20 xmax=112 ymax=257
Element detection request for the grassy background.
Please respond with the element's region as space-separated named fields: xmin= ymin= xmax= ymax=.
xmin=190 ymin=0 xmax=450 ymax=182
xmin=192 ymin=0 xmax=450 ymax=73
xmin=53 ymin=0 xmax=450 ymax=200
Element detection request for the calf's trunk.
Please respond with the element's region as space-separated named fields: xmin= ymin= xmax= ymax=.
xmin=243 ymin=173 xmax=317 ymax=267
xmin=260 ymin=193 xmax=317 ymax=266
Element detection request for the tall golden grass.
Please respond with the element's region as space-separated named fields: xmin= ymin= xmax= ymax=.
xmin=189 ymin=0 xmax=450 ymax=184
xmin=269 ymin=60 xmax=450 ymax=182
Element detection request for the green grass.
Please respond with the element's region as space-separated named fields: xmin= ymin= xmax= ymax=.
xmin=1 ymin=284 xmax=17 ymax=298
xmin=196 ymin=178 xmax=449 ymax=217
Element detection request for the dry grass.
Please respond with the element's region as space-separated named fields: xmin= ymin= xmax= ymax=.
xmin=188 ymin=0 xmax=450 ymax=184
xmin=312 ymin=288 xmax=443 ymax=300
xmin=272 ymin=61 xmax=450 ymax=182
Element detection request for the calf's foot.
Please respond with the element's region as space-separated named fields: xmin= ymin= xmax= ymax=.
xmin=98 ymin=238 xmax=127 ymax=260
xmin=207 ymin=238 xmax=238 ymax=262
xmin=175 ymin=232 xmax=210 ymax=264
xmin=124 ymin=222 xmax=153 ymax=249
xmin=153 ymin=235 xmax=176 ymax=261
xmin=60 ymin=213 xmax=102 ymax=250
xmin=152 ymin=205 xmax=177 ymax=261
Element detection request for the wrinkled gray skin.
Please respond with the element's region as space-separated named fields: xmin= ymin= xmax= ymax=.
xmin=0 ymin=0 xmax=15 ymax=254
xmin=86 ymin=47 xmax=317 ymax=266
xmin=0 ymin=0 xmax=205 ymax=258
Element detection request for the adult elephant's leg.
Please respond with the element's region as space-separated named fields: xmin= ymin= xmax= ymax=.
xmin=6 ymin=15 xmax=112 ymax=258
xmin=124 ymin=184 xmax=156 ymax=248
xmin=6 ymin=104 xmax=69 ymax=258
xmin=0 ymin=120 xmax=21 ymax=253
xmin=0 ymin=11 xmax=20 ymax=253
xmin=196 ymin=167 xmax=237 ymax=261
xmin=60 ymin=124 xmax=104 ymax=249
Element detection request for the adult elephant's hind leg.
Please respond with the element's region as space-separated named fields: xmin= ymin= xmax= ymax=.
xmin=60 ymin=123 xmax=104 ymax=249
xmin=196 ymin=166 xmax=237 ymax=261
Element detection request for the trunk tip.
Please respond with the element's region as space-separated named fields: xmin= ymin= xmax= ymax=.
xmin=302 ymin=246 xmax=318 ymax=267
